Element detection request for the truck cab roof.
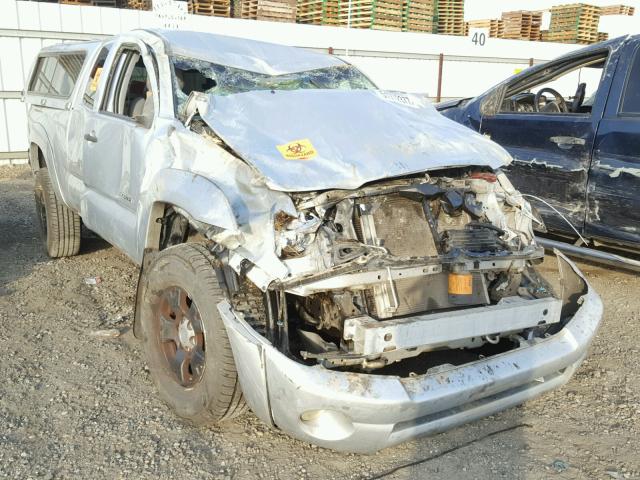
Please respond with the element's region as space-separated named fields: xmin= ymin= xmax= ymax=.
xmin=149 ymin=29 xmax=346 ymax=75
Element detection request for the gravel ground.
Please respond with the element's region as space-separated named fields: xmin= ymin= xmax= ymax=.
xmin=1 ymin=165 xmax=638 ymax=480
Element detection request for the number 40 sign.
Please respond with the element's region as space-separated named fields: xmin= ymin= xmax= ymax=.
xmin=469 ymin=27 xmax=489 ymax=47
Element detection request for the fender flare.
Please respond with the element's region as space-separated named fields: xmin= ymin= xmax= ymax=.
xmin=29 ymin=122 xmax=59 ymax=188
xmin=137 ymin=168 xmax=239 ymax=260
xmin=28 ymin=122 xmax=72 ymax=208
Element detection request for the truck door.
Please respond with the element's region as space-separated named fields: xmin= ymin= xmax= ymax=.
xmin=65 ymin=45 xmax=111 ymax=210
xmin=479 ymin=48 xmax=616 ymax=236
xmin=585 ymin=39 xmax=640 ymax=248
xmin=80 ymin=39 xmax=158 ymax=258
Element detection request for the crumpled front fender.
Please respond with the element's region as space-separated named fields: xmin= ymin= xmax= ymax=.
xmin=145 ymin=168 xmax=238 ymax=232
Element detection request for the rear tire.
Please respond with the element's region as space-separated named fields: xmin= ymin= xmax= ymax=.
xmin=34 ymin=168 xmax=81 ymax=257
xmin=139 ymin=243 xmax=247 ymax=423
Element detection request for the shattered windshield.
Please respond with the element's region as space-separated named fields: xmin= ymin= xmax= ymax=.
xmin=171 ymin=55 xmax=375 ymax=115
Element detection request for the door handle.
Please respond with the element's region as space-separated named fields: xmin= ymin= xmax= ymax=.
xmin=550 ymin=136 xmax=586 ymax=149
xmin=84 ymin=131 xmax=98 ymax=143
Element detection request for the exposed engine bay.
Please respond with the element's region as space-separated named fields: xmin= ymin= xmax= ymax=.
xmin=177 ymin=90 xmax=559 ymax=375
xmin=222 ymin=167 xmax=558 ymax=373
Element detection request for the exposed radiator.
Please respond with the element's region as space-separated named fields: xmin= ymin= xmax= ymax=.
xmin=355 ymin=194 xmax=489 ymax=320
xmin=355 ymin=194 xmax=438 ymax=258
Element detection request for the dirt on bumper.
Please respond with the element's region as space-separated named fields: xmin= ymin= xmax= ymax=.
xmin=219 ymin=251 xmax=603 ymax=453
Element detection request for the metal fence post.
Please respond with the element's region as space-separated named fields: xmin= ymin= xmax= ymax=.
xmin=436 ymin=53 xmax=444 ymax=102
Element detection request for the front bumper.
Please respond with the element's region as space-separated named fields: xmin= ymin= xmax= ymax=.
xmin=219 ymin=252 xmax=603 ymax=454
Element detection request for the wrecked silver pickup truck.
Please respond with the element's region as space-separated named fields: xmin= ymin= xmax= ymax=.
xmin=25 ymin=29 xmax=603 ymax=453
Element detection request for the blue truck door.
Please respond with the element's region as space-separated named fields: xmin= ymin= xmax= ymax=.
xmin=478 ymin=49 xmax=616 ymax=236
xmin=586 ymin=39 xmax=640 ymax=248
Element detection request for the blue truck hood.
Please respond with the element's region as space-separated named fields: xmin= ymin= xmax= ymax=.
xmin=201 ymin=89 xmax=512 ymax=191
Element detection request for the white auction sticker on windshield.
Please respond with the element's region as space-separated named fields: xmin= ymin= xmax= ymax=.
xmin=376 ymin=91 xmax=423 ymax=108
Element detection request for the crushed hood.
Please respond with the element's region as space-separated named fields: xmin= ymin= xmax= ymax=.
xmin=200 ymin=89 xmax=512 ymax=191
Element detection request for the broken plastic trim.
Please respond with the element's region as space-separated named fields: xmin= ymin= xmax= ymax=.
xmin=180 ymin=91 xmax=210 ymax=126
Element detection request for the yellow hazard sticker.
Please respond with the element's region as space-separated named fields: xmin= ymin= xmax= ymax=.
xmin=276 ymin=139 xmax=317 ymax=160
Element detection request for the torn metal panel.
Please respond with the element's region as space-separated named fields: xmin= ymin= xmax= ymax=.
xmin=586 ymin=92 xmax=640 ymax=246
xmin=164 ymin=127 xmax=295 ymax=283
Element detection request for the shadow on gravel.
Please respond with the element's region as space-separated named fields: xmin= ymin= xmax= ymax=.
xmin=0 ymin=167 xmax=112 ymax=296
xmin=79 ymin=227 xmax=112 ymax=256
xmin=0 ymin=167 xmax=47 ymax=295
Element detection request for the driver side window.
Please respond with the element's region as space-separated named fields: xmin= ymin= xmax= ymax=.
xmin=101 ymin=46 xmax=155 ymax=127
xmin=499 ymin=51 xmax=608 ymax=115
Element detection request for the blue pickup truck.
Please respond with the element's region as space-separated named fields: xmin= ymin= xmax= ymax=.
xmin=438 ymin=35 xmax=640 ymax=258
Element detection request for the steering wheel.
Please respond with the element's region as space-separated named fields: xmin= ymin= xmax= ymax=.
xmin=534 ymin=87 xmax=568 ymax=113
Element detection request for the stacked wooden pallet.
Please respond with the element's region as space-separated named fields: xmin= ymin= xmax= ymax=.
xmin=600 ymin=4 xmax=635 ymax=15
xmin=403 ymin=0 xmax=436 ymax=33
xmin=547 ymin=3 xmax=600 ymax=44
xmin=296 ymin=0 xmax=340 ymax=25
xmin=127 ymin=0 xmax=151 ymax=9
xmin=597 ymin=31 xmax=609 ymax=41
xmin=339 ymin=0 xmax=405 ymax=31
xmin=188 ymin=0 xmax=231 ymax=16
xmin=436 ymin=0 xmax=464 ymax=35
xmin=501 ymin=10 xmax=542 ymax=41
xmin=239 ymin=0 xmax=296 ymax=22
xmin=297 ymin=0 xmax=405 ymax=30
xmin=466 ymin=18 xmax=503 ymax=38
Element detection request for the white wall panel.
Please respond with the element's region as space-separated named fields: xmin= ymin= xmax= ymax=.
xmin=0 ymin=38 xmax=24 ymax=91
xmin=100 ymin=6 xmax=122 ymax=34
xmin=345 ymin=56 xmax=440 ymax=94
xmin=39 ymin=2 xmax=62 ymax=32
xmin=0 ymin=1 xmax=19 ymax=29
xmin=80 ymin=6 xmax=102 ymax=33
xmin=20 ymin=38 xmax=42 ymax=84
xmin=60 ymin=4 xmax=83 ymax=32
xmin=42 ymin=39 xmax=61 ymax=47
xmin=16 ymin=1 xmax=40 ymax=30
xmin=5 ymin=99 xmax=27 ymax=151
xmin=441 ymin=61 xmax=530 ymax=98
xmin=119 ymin=9 xmax=141 ymax=33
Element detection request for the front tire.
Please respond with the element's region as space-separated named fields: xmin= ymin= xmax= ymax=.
xmin=34 ymin=168 xmax=81 ymax=257
xmin=139 ymin=243 xmax=247 ymax=423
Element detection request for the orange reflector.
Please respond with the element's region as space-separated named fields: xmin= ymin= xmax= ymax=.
xmin=448 ymin=273 xmax=473 ymax=295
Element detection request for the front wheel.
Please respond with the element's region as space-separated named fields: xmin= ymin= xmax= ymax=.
xmin=139 ymin=243 xmax=247 ymax=423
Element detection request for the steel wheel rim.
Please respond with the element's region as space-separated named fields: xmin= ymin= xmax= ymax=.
xmin=153 ymin=286 xmax=206 ymax=387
